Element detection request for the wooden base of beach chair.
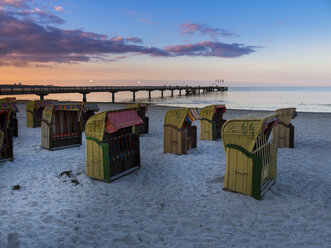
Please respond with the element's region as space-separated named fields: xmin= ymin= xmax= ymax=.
xmin=0 ymin=157 xmax=13 ymax=163
xmin=50 ymin=135 xmax=82 ymax=150
xmin=109 ymin=166 xmax=140 ymax=181
xmin=261 ymin=178 xmax=276 ymax=197
xmin=48 ymin=143 xmax=81 ymax=151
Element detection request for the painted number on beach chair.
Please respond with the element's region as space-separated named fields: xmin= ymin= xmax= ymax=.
xmin=241 ymin=123 xmax=254 ymax=135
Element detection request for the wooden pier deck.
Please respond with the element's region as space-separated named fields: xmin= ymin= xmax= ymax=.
xmin=0 ymin=84 xmax=227 ymax=102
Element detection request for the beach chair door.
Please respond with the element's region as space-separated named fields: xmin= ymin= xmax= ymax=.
xmin=201 ymin=120 xmax=215 ymax=140
xmin=86 ymin=137 xmax=108 ymax=181
xmin=224 ymin=147 xmax=253 ymax=195
xmin=163 ymin=125 xmax=187 ymax=154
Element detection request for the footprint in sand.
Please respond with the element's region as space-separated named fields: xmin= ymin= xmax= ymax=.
xmin=0 ymin=209 xmax=8 ymax=216
xmin=7 ymin=233 xmax=19 ymax=248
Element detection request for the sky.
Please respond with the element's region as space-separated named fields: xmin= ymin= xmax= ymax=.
xmin=0 ymin=0 xmax=330 ymax=86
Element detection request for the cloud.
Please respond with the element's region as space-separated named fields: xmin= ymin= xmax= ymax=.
xmin=115 ymin=56 xmax=127 ymax=60
xmin=0 ymin=11 xmax=169 ymax=66
xmin=0 ymin=8 xmax=257 ymax=67
xmin=35 ymin=64 xmax=52 ymax=68
xmin=127 ymin=37 xmax=143 ymax=44
xmin=165 ymin=41 xmax=256 ymax=58
xmin=0 ymin=0 xmax=28 ymax=8
xmin=180 ymin=23 xmax=237 ymax=38
xmin=16 ymin=7 xmax=65 ymax=24
xmin=54 ymin=6 xmax=64 ymax=12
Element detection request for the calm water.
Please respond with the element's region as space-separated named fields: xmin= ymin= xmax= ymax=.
xmin=153 ymin=87 xmax=331 ymax=113
xmin=9 ymin=85 xmax=331 ymax=113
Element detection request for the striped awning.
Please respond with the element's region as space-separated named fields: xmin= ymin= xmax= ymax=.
xmin=35 ymin=100 xmax=56 ymax=109
xmin=54 ymin=105 xmax=81 ymax=110
xmin=0 ymin=102 xmax=19 ymax=112
xmin=185 ymin=108 xmax=201 ymax=122
xmin=82 ymin=103 xmax=99 ymax=113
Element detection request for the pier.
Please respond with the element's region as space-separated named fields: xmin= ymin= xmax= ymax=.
xmin=0 ymin=84 xmax=227 ymax=102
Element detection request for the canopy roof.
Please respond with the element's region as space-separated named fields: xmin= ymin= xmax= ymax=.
xmin=42 ymin=104 xmax=81 ymax=124
xmin=200 ymin=104 xmax=226 ymax=121
xmin=26 ymin=100 xmax=57 ymax=112
xmin=54 ymin=104 xmax=81 ymax=111
xmin=82 ymin=103 xmax=99 ymax=113
xmin=274 ymin=108 xmax=297 ymax=125
xmin=106 ymin=109 xmax=143 ymax=134
xmin=164 ymin=108 xmax=201 ymax=129
xmin=85 ymin=109 xmax=143 ymax=142
xmin=0 ymin=102 xmax=19 ymax=112
xmin=221 ymin=113 xmax=279 ymax=152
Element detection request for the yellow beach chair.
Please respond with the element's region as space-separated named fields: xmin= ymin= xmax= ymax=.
xmin=222 ymin=113 xmax=279 ymax=200
xmin=272 ymin=108 xmax=297 ymax=148
xmin=163 ymin=108 xmax=200 ymax=155
xmin=200 ymin=104 xmax=226 ymax=140
xmin=85 ymin=109 xmax=143 ymax=182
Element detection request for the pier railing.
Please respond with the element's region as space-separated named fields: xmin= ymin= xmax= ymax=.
xmin=0 ymin=84 xmax=228 ymax=102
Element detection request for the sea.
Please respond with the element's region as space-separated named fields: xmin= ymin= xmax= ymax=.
xmin=7 ymin=83 xmax=331 ymax=113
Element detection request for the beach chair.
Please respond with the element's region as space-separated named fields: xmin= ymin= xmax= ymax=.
xmin=0 ymin=98 xmax=19 ymax=137
xmin=41 ymin=104 xmax=82 ymax=150
xmin=85 ymin=109 xmax=143 ymax=182
xmin=80 ymin=103 xmax=99 ymax=131
xmin=0 ymin=109 xmax=13 ymax=162
xmin=26 ymin=100 xmax=57 ymax=128
xmin=163 ymin=108 xmax=201 ymax=155
xmin=126 ymin=103 xmax=149 ymax=134
xmin=200 ymin=104 xmax=226 ymax=140
xmin=272 ymin=108 xmax=297 ymax=148
xmin=221 ymin=113 xmax=279 ymax=200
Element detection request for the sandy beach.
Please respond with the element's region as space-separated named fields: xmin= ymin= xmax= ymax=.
xmin=0 ymin=102 xmax=330 ymax=248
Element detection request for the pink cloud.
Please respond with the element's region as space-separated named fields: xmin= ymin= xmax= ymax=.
xmin=115 ymin=56 xmax=127 ymax=60
xmin=54 ymin=6 xmax=64 ymax=12
xmin=0 ymin=0 xmax=27 ymax=8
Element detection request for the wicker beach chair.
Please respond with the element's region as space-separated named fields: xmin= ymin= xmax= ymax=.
xmin=221 ymin=113 xmax=279 ymax=200
xmin=126 ymin=103 xmax=149 ymax=134
xmin=0 ymin=98 xmax=19 ymax=137
xmin=0 ymin=109 xmax=13 ymax=162
xmin=85 ymin=109 xmax=143 ymax=182
xmin=272 ymin=108 xmax=297 ymax=148
xmin=163 ymin=108 xmax=201 ymax=155
xmin=41 ymin=104 xmax=82 ymax=150
xmin=80 ymin=103 xmax=99 ymax=131
xmin=200 ymin=104 xmax=226 ymax=140
xmin=26 ymin=100 xmax=57 ymax=128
